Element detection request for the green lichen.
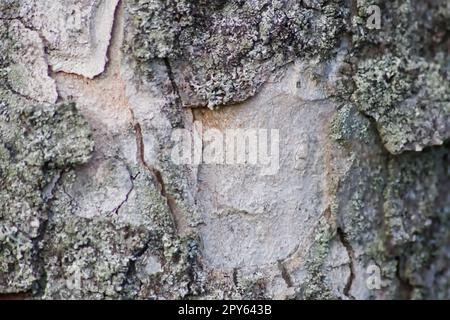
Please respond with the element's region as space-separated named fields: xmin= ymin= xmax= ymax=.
xmin=39 ymin=162 xmax=206 ymax=299
xmin=383 ymin=147 xmax=450 ymax=298
xmin=0 ymin=0 xmax=20 ymax=19
xmin=126 ymin=0 xmax=347 ymax=108
xmin=327 ymin=1 xmax=450 ymax=298
xmin=352 ymin=0 xmax=450 ymax=154
xmin=329 ymin=102 xmax=450 ymax=299
xmin=0 ymin=97 xmax=94 ymax=293
xmin=234 ymin=271 xmax=268 ymax=300
xmin=329 ymin=104 xmax=386 ymax=242
xmin=118 ymin=169 xmax=205 ymax=299
xmin=384 ymin=150 xmax=442 ymax=247
xmin=354 ymin=55 xmax=450 ymax=154
xmin=0 ymin=17 xmax=94 ymax=294
xmin=1 ymin=0 xmax=449 ymax=300
xmin=330 ymin=104 xmax=373 ymax=147
xmin=298 ymin=221 xmax=336 ymax=300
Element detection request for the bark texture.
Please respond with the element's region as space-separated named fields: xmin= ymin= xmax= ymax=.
xmin=0 ymin=0 xmax=449 ymax=299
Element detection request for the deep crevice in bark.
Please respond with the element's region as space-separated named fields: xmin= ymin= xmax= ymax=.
xmin=278 ymin=260 xmax=294 ymax=288
xmin=337 ymin=227 xmax=355 ymax=299
xmin=133 ymin=121 xmax=180 ymax=234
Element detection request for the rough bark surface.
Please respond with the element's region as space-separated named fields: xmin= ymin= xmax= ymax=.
xmin=0 ymin=0 xmax=449 ymax=299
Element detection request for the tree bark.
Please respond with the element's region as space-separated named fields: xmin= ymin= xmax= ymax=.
xmin=0 ymin=0 xmax=449 ymax=299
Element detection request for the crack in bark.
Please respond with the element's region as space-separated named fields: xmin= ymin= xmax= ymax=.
xmin=337 ymin=227 xmax=356 ymax=299
xmin=1 ymin=16 xmax=48 ymax=47
xmin=133 ymin=121 xmax=180 ymax=234
xmin=232 ymin=268 xmax=239 ymax=287
xmin=164 ymin=58 xmax=183 ymax=108
xmin=395 ymin=257 xmax=414 ymax=300
xmin=111 ymin=170 xmax=138 ymax=215
xmin=21 ymin=170 xmax=65 ymax=299
xmin=30 ymin=215 xmax=50 ymax=298
xmin=100 ymin=0 xmax=181 ymax=229
xmin=2 ymin=18 xmax=59 ymax=104
xmin=277 ymin=260 xmax=294 ymax=288
xmin=3 ymin=81 xmax=40 ymax=103
xmin=188 ymin=108 xmax=202 ymax=199
xmin=120 ymin=232 xmax=155 ymax=295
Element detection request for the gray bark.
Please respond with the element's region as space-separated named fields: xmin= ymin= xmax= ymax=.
xmin=0 ymin=0 xmax=449 ymax=299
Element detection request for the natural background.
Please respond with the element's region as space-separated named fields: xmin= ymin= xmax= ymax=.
xmin=0 ymin=0 xmax=449 ymax=299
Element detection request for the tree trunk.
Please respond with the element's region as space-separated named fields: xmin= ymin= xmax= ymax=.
xmin=0 ymin=0 xmax=449 ymax=299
